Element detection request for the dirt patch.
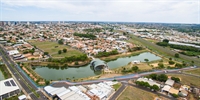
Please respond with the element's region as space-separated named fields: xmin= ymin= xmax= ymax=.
xmin=22 ymin=67 xmax=37 ymax=81
xmin=99 ymin=74 xmax=122 ymax=79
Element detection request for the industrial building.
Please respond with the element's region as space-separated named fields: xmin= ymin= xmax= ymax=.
xmin=44 ymin=81 xmax=117 ymax=100
xmin=0 ymin=78 xmax=20 ymax=100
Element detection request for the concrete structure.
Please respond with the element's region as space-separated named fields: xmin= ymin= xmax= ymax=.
xmin=44 ymin=86 xmax=90 ymax=100
xmin=162 ymin=85 xmax=171 ymax=92
xmin=137 ymin=77 xmax=161 ymax=87
xmin=165 ymin=79 xmax=174 ymax=86
xmin=7 ymin=50 xmax=19 ymax=55
xmin=90 ymin=60 xmax=107 ymax=71
xmin=131 ymin=60 xmax=141 ymax=64
xmin=0 ymin=78 xmax=20 ymax=100
xmin=169 ymin=87 xmax=179 ymax=95
xmin=18 ymin=95 xmax=26 ymax=100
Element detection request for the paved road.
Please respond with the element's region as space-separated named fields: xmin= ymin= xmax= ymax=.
xmin=109 ymin=82 xmax=127 ymax=100
xmin=0 ymin=46 xmax=46 ymax=100
xmin=52 ymin=67 xmax=197 ymax=87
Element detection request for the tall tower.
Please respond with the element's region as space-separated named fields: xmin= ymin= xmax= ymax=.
xmin=27 ymin=21 xmax=30 ymax=26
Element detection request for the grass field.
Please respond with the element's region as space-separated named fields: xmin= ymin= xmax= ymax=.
xmin=129 ymin=35 xmax=200 ymax=66
xmin=167 ymin=74 xmax=200 ymax=88
xmin=184 ymin=68 xmax=200 ymax=76
xmin=28 ymin=40 xmax=83 ymax=58
xmin=118 ymin=86 xmax=168 ymax=100
xmin=113 ymin=83 xmax=122 ymax=91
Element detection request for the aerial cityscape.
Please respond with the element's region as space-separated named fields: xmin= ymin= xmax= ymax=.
xmin=0 ymin=0 xmax=200 ymax=100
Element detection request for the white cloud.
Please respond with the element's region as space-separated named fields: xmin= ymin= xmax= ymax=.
xmin=1 ymin=0 xmax=199 ymax=23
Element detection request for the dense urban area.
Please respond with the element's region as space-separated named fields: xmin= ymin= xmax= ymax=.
xmin=0 ymin=21 xmax=200 ymax=100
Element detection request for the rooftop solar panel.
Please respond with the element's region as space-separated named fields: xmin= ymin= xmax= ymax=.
xmin=4 ymin=81 xmax=11 ymax=86
xmin=10 ymin=80 xmax=16 ymax=86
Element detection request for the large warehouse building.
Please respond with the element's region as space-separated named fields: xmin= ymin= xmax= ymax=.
xmin=0 ymin=78 xmax=21 ymax=100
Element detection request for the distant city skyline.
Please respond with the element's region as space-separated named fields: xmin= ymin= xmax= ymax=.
xmin=0 ymin=0 xmax=200 ymax=24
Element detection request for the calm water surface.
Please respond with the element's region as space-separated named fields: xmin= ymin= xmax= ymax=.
xmin=34 ymin=52 xmax=161 ymax=80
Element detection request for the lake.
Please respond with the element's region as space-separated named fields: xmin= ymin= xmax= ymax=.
xmin=34 ymin=52 xmax=161 ymax=80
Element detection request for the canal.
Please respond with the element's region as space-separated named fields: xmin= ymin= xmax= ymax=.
xmin=34 ymin=52 xmax=161 ymax=80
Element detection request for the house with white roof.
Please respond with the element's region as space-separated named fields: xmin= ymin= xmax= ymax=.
xmin=0 ymin=78 xmax=20 ymax=100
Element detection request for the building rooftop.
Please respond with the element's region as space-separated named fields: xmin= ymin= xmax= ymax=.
xmin=169 ymin=87 xmax=179 ymax=95
xmin=0 ymin=78 xmax=20 ymax=96
xmin=165 ymin=79 xmax=175 ymax=86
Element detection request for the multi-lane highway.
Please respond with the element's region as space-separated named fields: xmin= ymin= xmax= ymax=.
xmin=0 ymin=45 xmax=46 ymax=100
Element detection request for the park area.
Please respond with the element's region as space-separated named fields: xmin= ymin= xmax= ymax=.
xmin=28 ymin=40 xmax=83 ymax=59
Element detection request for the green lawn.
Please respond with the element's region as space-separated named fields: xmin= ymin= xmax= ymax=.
xmin=167 ymin=74 xmax=200 ymax=88
xmin=28 ymin=40 xmax=83 ymax=58
xmin=184 ymin=68 xmax=200 ymax=76
xmin=129 ymin=35 xmax=200 ymax=66
xmin=113 ymin=83 xmax=122 ymax=91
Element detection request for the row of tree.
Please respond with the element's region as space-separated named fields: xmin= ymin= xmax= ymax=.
xmin=146 ymin=74 xmax=180 ymax=83
xmin=146 ymin=74 xmax=168 ymax=82
xmin=135 ymin=81 xmax=160 ymax=91
xmin=157 ymin=40 xmax=200 ymax=53
xmin=95 ymin=50 xmax=118 ymax=57
xmin=121 ymin=66 xmax=139 ymax=73
xmin=74 ymin=33 xmax=96 ymax=40
xmin=47 ymin=54 xmax=88 ymax=64
xmin=58 ymin=48 xmax=67 ymax=54
xmin=83 ymin=28 xmax=102 ymax=33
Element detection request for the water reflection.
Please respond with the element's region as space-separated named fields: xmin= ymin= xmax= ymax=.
xmin=34 ymin=52 xmax=161 ymax=80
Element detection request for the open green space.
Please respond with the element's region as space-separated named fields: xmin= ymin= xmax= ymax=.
xmin=184 ymin=68 xmax=200 ymax=76
xmin=129 ymin=35 xmax=200 ymax=66
xmin=167 ymin=74 xmax=200 ymax=88
xmin=118 ymin=86 xmax=167 ymax=100
xmin=28 ymin=40 xmax=83 ymax=58
xmin=0 ymin=64 xmax=12 ymax=79
xmin=113 ymin=83 xmax=122 ymax=91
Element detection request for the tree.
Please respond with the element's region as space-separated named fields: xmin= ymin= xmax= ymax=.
xmin=58 ymin=39 xmax=63 ymax=45
xmin=44 ymin=52 xmax=49 ymax=55
xmin=63 ymin=48 xmax=67 ymax=53
xmin=157 ymin=74 xmax=168 ymax=82
xmin=175 ymin=63 xmax=183 ymax=68
xmin=168 ymin=60 xmax=175 ymax=65
xmin=45 ymin=80 xmax=50 ymax=85
xmin=58 ymin=50 xmax=62 ymax=54
xmin=144 ymin=59 xmax=149 ymax=62
xmin=175 ymin=53 xmax=179 ymax=58
xmin=148 ymin=74 xmax=157 ymax=80
xmin=151 ymin=85 xmax=160 ymax=91
xmin=171 ymin=94 xmax=179 ymax=98
xmin=143 ymin=82 xmax=150 ymax=88
xmin=158 ymin=63 xmax=164 ymax=68
xmin=75 ymin=61 xmax=79 ymax=65
xmin=163 ymin=39 xmax=169 ymax=43
xmin=171 ymin=77 xmax=180 ymax=82
xmin=132 ymin=66 xmax=139 ymax=72
xmin=191 ymin=61 xmax=194 ymax=66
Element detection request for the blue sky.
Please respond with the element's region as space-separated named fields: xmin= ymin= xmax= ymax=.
xmin=0 ymin=0 xmax=199 ymax=24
